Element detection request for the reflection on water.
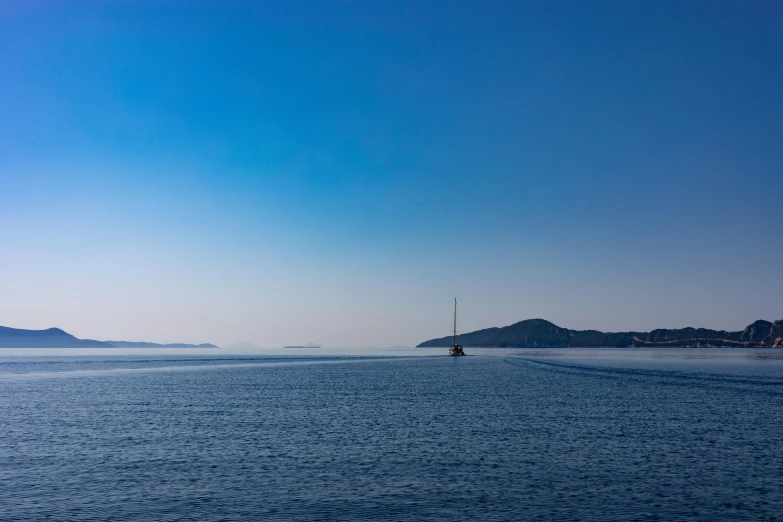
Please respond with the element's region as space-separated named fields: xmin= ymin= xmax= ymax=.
xmin=1 ymin=349 xmax=782 ymax=520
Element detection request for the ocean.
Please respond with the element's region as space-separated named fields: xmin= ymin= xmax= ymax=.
xmin=1 ymin=348 xmax=782 ymax=520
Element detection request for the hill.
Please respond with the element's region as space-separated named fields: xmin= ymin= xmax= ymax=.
xmin=0 ymin=326 xmax=112 ymax=348
xmin=104 ymin=341 xmax=218 ymax=348
xmin=0 ymin=325 xmax=218 ymax=348
xmin=417 ymin=319 xmax=783 ymax=348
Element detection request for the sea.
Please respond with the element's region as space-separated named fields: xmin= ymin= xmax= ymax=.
xmin=2 ymin=347 xmax=783 ymax=521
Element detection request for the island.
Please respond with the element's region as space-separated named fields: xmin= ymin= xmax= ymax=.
xmin=0 ymin=326 xmax=112 ymax=348
xmin=105 ymin=341 xmax=218 ymax=348
xmin=0 ymin=326 xmax=218 ymax=348
xmin=417 ymin=319 xmax=783 ymax=348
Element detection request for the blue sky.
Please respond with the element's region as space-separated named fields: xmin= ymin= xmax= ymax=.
xmin=1 ymin=1 xmax=781 ymax=347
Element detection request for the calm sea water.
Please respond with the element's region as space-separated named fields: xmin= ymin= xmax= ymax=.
xmin=2 ymin=349 xmax=783 ymax=521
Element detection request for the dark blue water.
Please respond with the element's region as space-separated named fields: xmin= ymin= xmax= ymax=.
xmin=2 ymin=351 xmax=783 ymax=520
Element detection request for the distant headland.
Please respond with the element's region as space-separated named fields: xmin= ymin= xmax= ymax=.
xmin=417 ymin=319 xmax=783 ymax=348
xmin=284 ymin=342 xmax=322 ymax=349
xmin=0 ymin=326 xmax=218 ymax=348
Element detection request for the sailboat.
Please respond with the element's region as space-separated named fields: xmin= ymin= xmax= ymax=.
xmin=448 ymin=298 xmax=466 ymax=356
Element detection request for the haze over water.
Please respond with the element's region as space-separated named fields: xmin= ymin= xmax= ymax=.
xmin=2 ymin=348 xmax=782 ymax=521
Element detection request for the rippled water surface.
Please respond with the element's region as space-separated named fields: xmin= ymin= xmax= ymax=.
xmin=2 ymin=349 xmax=783 ymax=521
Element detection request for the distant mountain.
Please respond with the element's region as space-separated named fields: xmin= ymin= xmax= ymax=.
xmin=0 ymin=325 xmax=217 ymax=348
xmin=417 ymin=319 xmax=783 ymax=348
xmin=0 ymin=326 xmax=112 ymax=348
xmin=284 ymin=342 xmax=323 ymax=349
xmin=105 ymin=341 xmax=218 ymax=348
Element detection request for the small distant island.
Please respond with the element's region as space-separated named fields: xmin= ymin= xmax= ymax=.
xmin=284 ymin=345 xmax=321 ymax=349
xmin=105 ymin=341 xmax=219 ymax=348
xmin=0 ymin=326 xmax=218 ymax=348
xmin=417 ymin=319 xmax=783 ymax=348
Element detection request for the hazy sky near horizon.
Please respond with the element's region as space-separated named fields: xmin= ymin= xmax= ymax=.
xmin=1 ymin=1 xmax=781 ymax=347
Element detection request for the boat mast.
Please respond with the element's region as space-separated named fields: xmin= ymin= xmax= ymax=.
xmin=453 ymin=298 xmax=457 ymax=347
